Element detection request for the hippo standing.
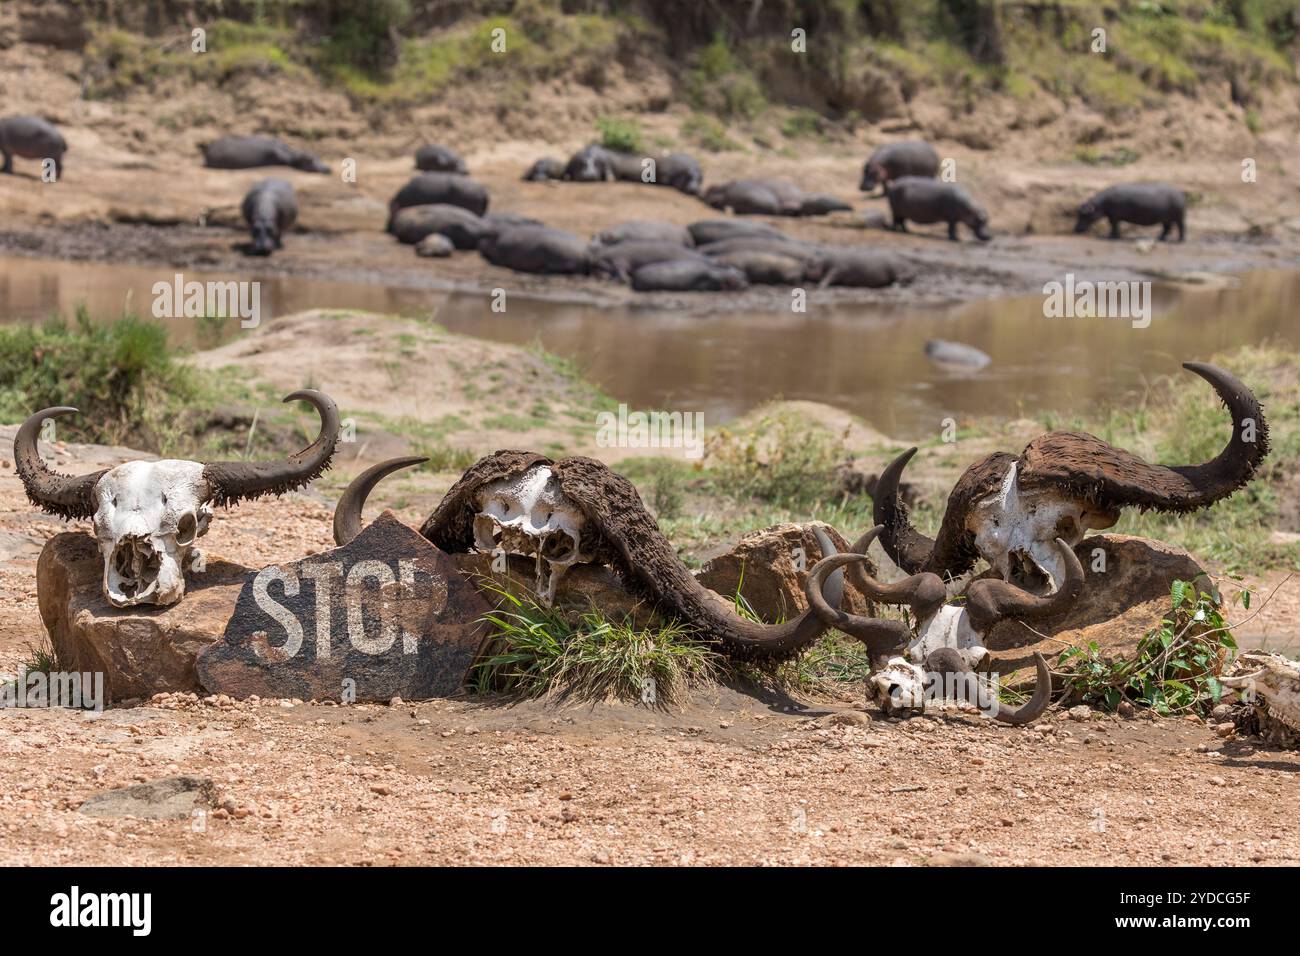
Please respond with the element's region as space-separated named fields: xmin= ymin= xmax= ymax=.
xmin=241 ymin=178 xmax=297 ymax=256
xmin=592 ymin=220 xmax=693 ymax=247
xmin=202 ymin=135 xmax=329 ymax=173
xmin=414 ymin=144 xmax=467 ymax=174
xmin=523 ymin=157 xmax=565 ymax=181
xmin=0 ymin=116 xmax=67 ymax=178
xmin=688 ymin=219 xmax=785 ymax=245
xmin=479 ymin=225 xmax=589 ymax=274
xmin=860 ymin=140 xmax=940 ymax=192
xmin=1074 ymin=183 xmax=1186 ymax=241
xmin=884 ymin=177 xmax=990 ymax=241
xmin=387 ymin=172 xmax=489 ymax=228
xmin=390 ymin=204 xmax=490 ymax=249
xmin=631 ymin=260 xmax=748 ymax=292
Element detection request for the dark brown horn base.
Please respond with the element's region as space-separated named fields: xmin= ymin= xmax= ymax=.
xmin=12 ymin=406 xmax=104 ymax=521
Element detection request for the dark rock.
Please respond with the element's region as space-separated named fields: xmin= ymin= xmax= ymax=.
xmin=79 ymin=776 xmax=216 ymax=820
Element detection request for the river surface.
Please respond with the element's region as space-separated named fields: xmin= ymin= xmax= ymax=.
xmin=4 ymin=255 xmax=1298 ymax=439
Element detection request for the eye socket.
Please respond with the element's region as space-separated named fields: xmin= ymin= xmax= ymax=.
xmin=175 ymin=511 xmax=199 ymax=546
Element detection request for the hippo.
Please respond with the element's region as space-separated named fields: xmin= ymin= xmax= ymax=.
xmin=589 ymin=241 xmax=707 ymax=281
xmin=414 ymin=144 xmax=467 ymax=174
xmin=387 ymin=172 xmax=489 ymax=229
xmin=592 ymin=220 xmax=693 ymax=247
xmin=699 ymin=236 xmax=824 ymax=269
xmin=688 ymin=219 xmax=786 ymax=246
xmin=1074 ymin=183 xmax=1186 ymax=241
xmin=523 ymin=157 xmax=566 ymax=181
xmin=605 ymin=149 xmax=651 ymax=182
xmin=563 ymin=144 xmax=614 ymax=182
xmin=702 ymin=180 xmax=787 ymax=216
xmin=817 ymin=249 xmax=914 ymax=288
xmin=630 ymin=260 xmax=748 ymax=292
xmin=390 ymin=203 xmax=490 ymax=249
xmin=712 ymin=250 xmax=813 ymax=285
xmin=479 ymin=225 xmax=590 ymax=274
xmin=799 ymin=194 xmax=853 ymax=216
xmin=241 ymin=178 xmax=297 ymax=257
xmin=860 ymin=140 xmax=940 ymax=192
xmin=415 ymin=234 xmax=455 ymax=258
xmin=0 ymin=116 xmax=67 ymax=177
xmin=656 ymin=153 xmax=703 ymax=195
xmin=924 ymin=339 xmax=991 ymax=369
xmin=484 ymin=212 xmax=543 ymax=231
xmin=884 ymin=177 xmax=990 ymax=241
xmin=202 ymin=135 xmax=329 ymax=173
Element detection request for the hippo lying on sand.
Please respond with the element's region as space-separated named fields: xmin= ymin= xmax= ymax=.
xmin=631 ymin=260 xmax=748 ymax=292
xmin=203 ymin=135 xmax=329 ymax=173
xmin=817 ymin=249 xmax=914 ymax=288
xmin=713 ymin=250 xmax=819 ymax=285
xmin=593 ymin=220 xmax=693 ymax=247
xmin=860 ymin=140 xmax=940 ymax=192
xmin=1074 ymin=183 xmax=1186 ymax=241
xmin=415 ymin=144 xmax=467 ymax=174
xmin=0 ymin=116 xmax=66 ymax=177
xmin=590 ymin=241 xmax=706 ymax=281
xmin=656 ymin=153 xmax=703 ymax=195
xmin=391 ymin=204 xmax=491 ymax=249
xmin=688 ymin=219 xmax=785 ymax=245
xmin=523 ymin=157 xmax=565 ymax=181
xmin=387 ymin=172 xmax=490 ymax=228
xmin=884 ymin=177 xmax=990 ymax=241
xmin=563 ymin=144 xmax=614 ymax=182
xmin=704 ymin=179 xmax=794 ymax=216
xmin=799 ymin=194 xmax=853 ymax=216
xmin=241 ymin=178 xmax=297 ymax=256
xmin=480 ymin=225 xmax=589 ymax=274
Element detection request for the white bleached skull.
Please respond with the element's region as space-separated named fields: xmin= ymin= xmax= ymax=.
xmin=473 ymin=465 xmax=594 ymax=605
xmin=967 ymin=461 xmax=1111 ymax=594
xmin=868 ymin=606 xmax=990 ymax=714
xmin=92 ymin=460 xmax=214 ymax=607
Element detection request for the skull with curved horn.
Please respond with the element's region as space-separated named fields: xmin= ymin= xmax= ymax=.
xmin=872 ymin=363 xmax=1268 ymax=594
xmin=804 ymin=526 xmax=1085 ymax=724
xmin=15 ymin=390 xmax=340 ymax=608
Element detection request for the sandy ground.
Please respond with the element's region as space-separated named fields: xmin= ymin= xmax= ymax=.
xmin=0 ymin=434 xmax=1297 ymax=867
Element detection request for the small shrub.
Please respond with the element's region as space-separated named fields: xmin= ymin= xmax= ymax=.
xmin=596 ymin=115 xmax=645 ymax=154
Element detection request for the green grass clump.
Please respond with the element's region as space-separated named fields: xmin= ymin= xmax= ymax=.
xmin=472 ymin=582 xmax=719 ymax=703
xmin=0 ymin=306 xmax=196 ymax=450
xmin=680 ymin=114 xmax=743 ymax=152
xmin=683 ymin=33 xmax=767 ymax=121
xmin=596 ymin=115 xmax=646 ymax=154
xmin=706 ymin=408 xmax=849 ymax=511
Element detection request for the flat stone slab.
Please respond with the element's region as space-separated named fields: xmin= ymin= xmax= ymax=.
xmin=79 ymin=775 xmax=216 ymax=820
xmin=197 ymin=511 xmax=490 ymax=701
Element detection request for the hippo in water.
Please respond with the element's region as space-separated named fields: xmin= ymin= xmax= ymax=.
xmin=884 ymin=177 xmax=990 ymax=241
xmin=925 ymin=339 xmax=991 ymax=369
xmin=860 ymin=140 xmax=940 ymax=192
xmin=817 ymin=249 xmax=914 ymax=288
xmin=592 ymin=220 xmax=693 ymax=247
xmin=688 ymin=219 xmax=785 ymax=246
xmin=523 ymin=157 xmax=565 ymax=181
xmin=241 ymin=178 xmax=297 ymax=257
xmin=479 ymin=225 xmax=590 ymax=274
xmin=415 ymin=144 xmax=467 ymax=174
xmin=202 ymin=135 xmax=329 ymax=173
xmin=0 ymin=116 xmax=67 ymax=177
xmin=1074 ymin=183 xmax=1186 ymax=241
xmin=387 ymin=172 xmax=489 ymax=228
xmin=390 ymin=204 xmax=490 ymax=249
xmin=631 ymin=260 xmax=748 ymax=292
xmin=590 ymin=241 xmax=707 ymax=281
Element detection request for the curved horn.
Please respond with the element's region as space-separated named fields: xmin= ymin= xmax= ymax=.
xmin=872 ymin=447 xmax=935 ymax=574
xmin=990 ymin=651 xmax=1053 ymax=725
xmin=12 ymin=407 xmax=104 ymax=520
xmin=1218 ymin=668 xmax=1266 ymax=689
xmin=965 ymin=537 xmax=1084 ymax=633
xmin=804 ymin=550 xmax=913 ymax=658
xmin=333 ymin=456 xmax=428 ymax=546
xmin=807 ymin=525 xmax=946 ymax=626
xmin=1170 ymin=362 xmax=1271 ymax=506
xmin=202 ymin=390 xmax=341 ymax=507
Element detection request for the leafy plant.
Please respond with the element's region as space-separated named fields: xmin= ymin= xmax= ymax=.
xmin=1058 ymin=579 xmax=1242 ymax=715
xmin=596 ymin=115 xmax=645 ymax=154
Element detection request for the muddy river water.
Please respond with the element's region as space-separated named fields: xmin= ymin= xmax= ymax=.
xmin=3 ymin=255 xmax=1298 ymax=439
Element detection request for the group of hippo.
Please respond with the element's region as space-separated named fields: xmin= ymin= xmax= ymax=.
xmin=1 ymin=117 xmax=1191 ymax=276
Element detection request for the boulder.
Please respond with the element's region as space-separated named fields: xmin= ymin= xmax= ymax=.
xmin=79 ymin=776 xmax=216 ymax=820
xmin=695 ymin=522 xmax=878 ymax=623
xmin=983 ymin=534 xmax=1214 ymax=675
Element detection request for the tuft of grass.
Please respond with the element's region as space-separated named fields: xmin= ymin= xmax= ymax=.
xmin=471 ymin=581 xmax=720 ymax=704
xmin=706 ymin=408 xmax=849 ymax=511
xmin=680 ymin=113 xmax=743 ymax=152
xmin=683 ymin=33 xmax=767 ymax=121
xmin=596 ymin=115 xmax=645 ymax=154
